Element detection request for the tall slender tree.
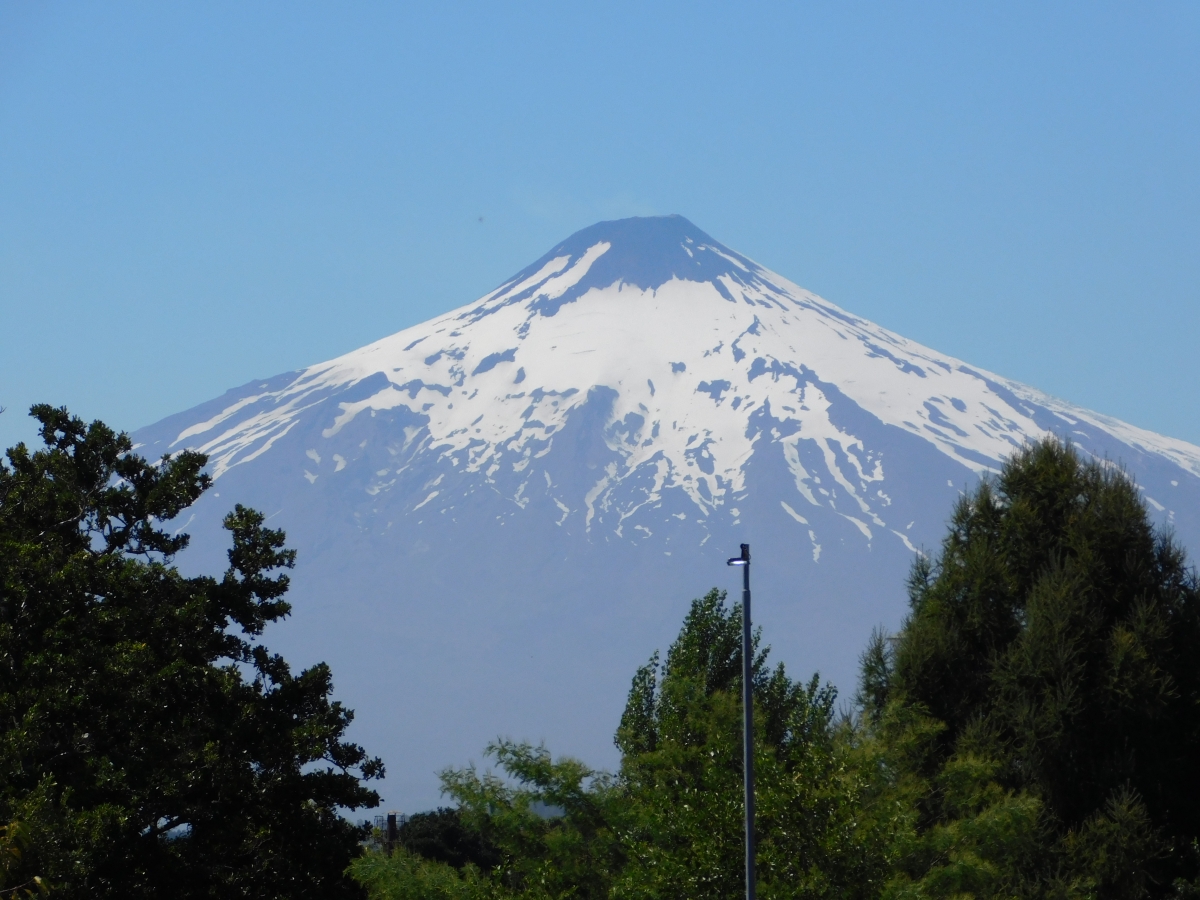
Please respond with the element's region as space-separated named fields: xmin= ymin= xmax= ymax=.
xmin=614 ymin=589 xmax=895 ymax=900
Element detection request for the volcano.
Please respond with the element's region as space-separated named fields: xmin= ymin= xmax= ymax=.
xmin=134 ymin=215 xmax=1200 ymax=809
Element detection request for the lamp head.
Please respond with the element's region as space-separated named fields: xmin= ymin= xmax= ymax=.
xmin=726 ymin=543 xmax=750 ymax=566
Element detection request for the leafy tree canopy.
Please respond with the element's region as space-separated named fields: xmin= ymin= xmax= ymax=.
xmin=614 ymin=588 xmax=896 ymax=900
xmin=348 ymin=438 xmax=1200 ymax=900
xmin=865 ymin=439 xmax=1200 ymax=900
xmin=0 ymin=405 xmax=382 ymax=898
xmin=395 ymin=807 xmax=500 ymax=872
xmin=354 ymin=590 xmax=899 ymax=900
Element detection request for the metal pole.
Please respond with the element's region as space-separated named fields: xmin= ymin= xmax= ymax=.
xmin=739 ymin=543 xmax=755 ymax=900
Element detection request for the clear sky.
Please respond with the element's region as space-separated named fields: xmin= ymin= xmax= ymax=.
xmin=1 ymin=2 xmax=1197 ymax=454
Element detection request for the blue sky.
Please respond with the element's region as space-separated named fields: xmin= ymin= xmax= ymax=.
xmin=1 ymin=2 xmax=1197 ymax=453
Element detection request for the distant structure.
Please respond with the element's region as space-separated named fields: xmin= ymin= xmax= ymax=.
xmin=369 ymin=812 xmax=407 ymax=853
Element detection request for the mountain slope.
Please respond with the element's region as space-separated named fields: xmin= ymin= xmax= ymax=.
xmin=135 ymin=216 xmax=1200 ymax=809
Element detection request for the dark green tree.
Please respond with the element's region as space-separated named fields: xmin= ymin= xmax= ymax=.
xmin=864 ymin=438 xmax=1200 ymax=900
xmin=395 ymin=808 xmax=501 ymax=871
xmin=0 ymin=820 xmax=48 ymax=898
xmin=0 ymin=405 xmax=383 ymax=898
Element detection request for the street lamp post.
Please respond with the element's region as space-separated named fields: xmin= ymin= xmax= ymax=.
xmin=727 ymin=542 xmax=754 ymax=900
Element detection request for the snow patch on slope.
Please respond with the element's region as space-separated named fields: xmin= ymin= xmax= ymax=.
xmin=165 ymin=218 xmax=1200 ymax=548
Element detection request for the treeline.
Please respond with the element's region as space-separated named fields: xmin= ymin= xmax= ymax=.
xmin=2 ymin=406 xmax=1199 ymax=899
xmin=353 ymin=439 xmax=1200 ymax=900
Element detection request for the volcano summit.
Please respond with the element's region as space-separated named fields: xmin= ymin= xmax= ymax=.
xmin=135 ymin=216 xmax=1200 ymax=808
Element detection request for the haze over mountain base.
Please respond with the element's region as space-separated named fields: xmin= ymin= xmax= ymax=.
xmin=135 ymin=216 xmax=1200 ymax=810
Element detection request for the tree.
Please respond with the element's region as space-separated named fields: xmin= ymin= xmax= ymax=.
xmin=0 ymin=821 xmax=47 ymax=898
xmin=613 ymin=589 xmax=896 ymax=900
xmin=353 ymin=589 xmax=900 ymax=900
xmin=395 ymin=808 xmax=501 ymax=871
xmin=445 ymin=739 xmax=626 ymax=899
xmin=0 ymin=405 xmax=383 ymax=898
xmin=864 ymin=439 xmax=1200 ymax=900
xmin=350 ymin=740 xmax=622 ymax=900
xmin=349 ymin=846 xmax=496 ymax=900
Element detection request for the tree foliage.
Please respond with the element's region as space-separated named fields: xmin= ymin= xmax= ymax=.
xmin=395 ymin=807 xmax=501 ymax=872
xmin=349 ymin=846 xmax=496 ymax=900
xmin=355 ymin=590 xmax=898 ymax=899
xmin=0 ymin=821 xmax=47 ymax=899
xmin=614 ymin=588 xmax=895 ymax=900
xmin=447 ymin=739 xmax=626 ymax=899
xmin=866 ymin=439 xmax=1200 ymax=900
xmin=0 ymin=405 xmax=382 ymax=898
xmin=355 ymin=439 xmax=1200 ymax=900
xmin=350 ymin=740 xmax=622 ymax=900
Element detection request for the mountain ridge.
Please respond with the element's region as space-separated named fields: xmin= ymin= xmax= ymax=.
xmin=133 ymin=215 xmax=1200 ymax=810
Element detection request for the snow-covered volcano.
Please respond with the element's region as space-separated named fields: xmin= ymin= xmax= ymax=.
xmin=135 ymin=216 xmax=1200 ymax=809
